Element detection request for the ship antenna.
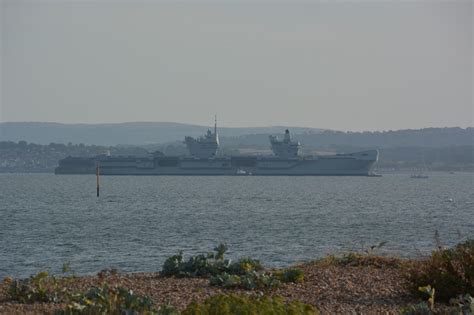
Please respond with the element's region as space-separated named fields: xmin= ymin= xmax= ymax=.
xmin=214 ymin=115 xmax=217 ymax=136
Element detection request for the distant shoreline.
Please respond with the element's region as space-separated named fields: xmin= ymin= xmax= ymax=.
xmin=1 ymin=170 xmax=473 ymax=175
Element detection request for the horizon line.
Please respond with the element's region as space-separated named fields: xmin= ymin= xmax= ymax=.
xmin=1 ymin=120 xmax=473 ymax=133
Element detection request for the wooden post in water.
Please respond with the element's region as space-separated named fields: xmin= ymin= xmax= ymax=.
xmin=96 ymin=163 xmax=100 ymax=197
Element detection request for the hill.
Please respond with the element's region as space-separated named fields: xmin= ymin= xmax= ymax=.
xmin=1 ymin=122 xmax=472 ymax=148
xmin=0 ymin=122 xmax=320 ymax=145
xmin=221 ymin=127 xmax=474 ymax=148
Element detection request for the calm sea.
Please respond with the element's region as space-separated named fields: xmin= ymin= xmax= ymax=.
xmin=0 ymin=173 xmax=473 ymax=278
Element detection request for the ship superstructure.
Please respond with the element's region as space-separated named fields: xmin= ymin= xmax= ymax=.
xmin=269 ymin=129 xmax=301 ymax=157
xmin=184 ymin=117 xmax=219 ymax=158
xmin=55 ymin=120 xmax=379 ymax=176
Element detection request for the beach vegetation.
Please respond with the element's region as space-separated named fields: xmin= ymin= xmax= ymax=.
xmin=57 ymin=283 xmax=159 ymax=315
xmin=161 ymin=244 xmax=303 ymax=290
xmin=315 ymin=252 xmax=405 ymax=269
xmin=400 ymin=286 xmax=474 ymax=315
xmin=97 ymin=268 xmax=119 ymax=280
xmin=7 ymin=271 xmax=58 ymax=303
xmin=449 ymin=294 xmax=474 ymax=314
xmin=182 ymin=294 xmax=318 ymax=315
xmin=209 ymin=268 xmax=304 ymax=290
xmin=273 ymin=268 xmax=305 ymax=283
xmin=161 ymin=244 xmax=263 ymax=278
xmin=404 ymin=239 xmax=474 ymax=301
xmin=400 ymin=286 xmax=436 ymax=315
xmin=161 ymin=244 xmax=236 ymax=278
xmin=310 ymin=240 xmax=410 ymax=269
xmin=7 ymin=265 xmax=76 ymax=304
xmin=228 ymin=257 xmax=264 ymax=275
xmin=209 ymin=271 xmax=281 ymax=290
xmin=400 ymin=303 xmax=432 ymax=315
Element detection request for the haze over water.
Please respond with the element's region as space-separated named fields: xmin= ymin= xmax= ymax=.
xmin=1 ymin=173 xmax=473 ymax=278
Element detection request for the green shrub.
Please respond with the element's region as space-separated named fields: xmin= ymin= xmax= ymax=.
xmin=210 ymin=273 xmax=289 ymax=290
xmin=239 ymin=272 xmax=280 ymax=290
xmin=400 ymin=288 xmax=474 ymax=315
xmin=7 ymin=271 xmax=72 ymax=303
xmin=161 ymin=244 xmax=263 ymax=278
xmin=209 ymin=273 xmax=242 ymax=288
xmin=97 ymin=268 xmax=119 ymax=279
xmin=162 ymin=244 xmax=304 ymax=290
xmin=228 ymin=257 xmax=263 ymax=275
xmin=400 ymin=286 xmax=435 ymax=315
xmin=450 ymin=294 xmax=474 ymax=314
xmin=182 ymin=294 xmax=318 ymax=315
xmin=274 ymin=268 xmax=305 ymax=283
xmin=161 ymin=245 xmax=232 ymax=278
xmin=404 ymin=240 xmax=474 ymax=301
xmin=400 ymin=302 xmax=432 ymax=315
xmin=184 ymin=253 xmax=231 ymax=277
xmin=161 ymin=252 xmax=186 ymax=277
xmin=58 ymin=283 xmax=159 ymax=315
xmin=209 ymin=269 xmax=303 ymax=290
xmin=317 ymin=252 xmax=405 ymax=268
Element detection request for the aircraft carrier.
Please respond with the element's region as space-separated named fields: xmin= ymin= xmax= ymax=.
xmin=55 ymin=120 xmax=378 ymax=176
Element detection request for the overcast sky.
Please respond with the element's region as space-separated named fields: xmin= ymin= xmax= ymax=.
xmin=1 ymin=0 xmax=472 ymax=131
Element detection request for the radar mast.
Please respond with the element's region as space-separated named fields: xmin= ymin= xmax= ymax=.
xmin=214 ymin=115 xmax=219 ymax=145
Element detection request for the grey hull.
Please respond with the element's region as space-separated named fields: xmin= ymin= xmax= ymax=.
xmin=55 ymin=150 xmax=378 ymax=176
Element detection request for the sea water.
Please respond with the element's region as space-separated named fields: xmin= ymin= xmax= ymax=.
xmin=0 ymin=173 xmax=473 ymax=278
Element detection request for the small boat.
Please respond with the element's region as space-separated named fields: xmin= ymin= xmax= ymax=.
xmin=368 ymin=172 xmax=382 ymax=177
xmin=410 ymin=172 xmax=429 ymax=179
xmin=410 ymin=166 xmax=429 ymax=179
xmin=236 ymin=169 xmax=252 ymax=176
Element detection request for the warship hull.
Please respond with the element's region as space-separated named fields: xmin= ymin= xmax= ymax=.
xmin=55 ymin=150 xmax=378 ymax=176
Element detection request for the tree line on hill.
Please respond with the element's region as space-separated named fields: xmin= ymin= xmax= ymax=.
xmin=221 ymin=127 xmax=473 ymax=148
xmin=1 ymin=122 xmax=472 ymax=147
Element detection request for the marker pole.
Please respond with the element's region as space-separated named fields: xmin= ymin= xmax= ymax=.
xmin=96 ymin=163 xmax=100 ymax=197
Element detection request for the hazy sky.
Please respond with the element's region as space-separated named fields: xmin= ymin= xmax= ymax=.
xmin=1 ymin=0 xmax=472 ymax=131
